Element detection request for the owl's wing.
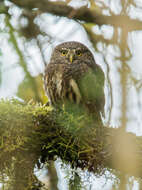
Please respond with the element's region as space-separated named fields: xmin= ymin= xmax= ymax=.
xmin=44 ymin=63 xmax=60 ymax=105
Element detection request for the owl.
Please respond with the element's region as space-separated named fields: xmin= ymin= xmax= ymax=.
xmin=44 ymin=41 xmax=104 ymax=115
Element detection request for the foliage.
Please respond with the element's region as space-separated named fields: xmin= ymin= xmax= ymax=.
xmin=69 ymin=172 xmax=82 ymax=190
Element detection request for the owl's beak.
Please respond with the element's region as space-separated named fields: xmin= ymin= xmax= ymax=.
xmin=69 ymin=53 xmax=74 ymax=63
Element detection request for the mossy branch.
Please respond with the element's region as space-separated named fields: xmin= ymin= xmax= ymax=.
xmin=0 ymin=99 xmax=142 ymax=189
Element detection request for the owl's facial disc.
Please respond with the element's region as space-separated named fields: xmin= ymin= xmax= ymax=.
xmin=68 ymin=49 xmax=82 ymax=63
xmin=60 ymin=48 xmax=83 ymax=64
xmin=60 ymin=48 xmax=74 ymax=64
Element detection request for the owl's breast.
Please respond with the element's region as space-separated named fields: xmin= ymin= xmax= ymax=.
xmin=44 ymin=63 xmax=86 ymax=105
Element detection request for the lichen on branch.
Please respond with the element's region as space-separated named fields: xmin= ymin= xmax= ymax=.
xmin=0 ymin=99 xmax=142 ymax=189
xmin=0 ymin=99 xmax=106 ymax=189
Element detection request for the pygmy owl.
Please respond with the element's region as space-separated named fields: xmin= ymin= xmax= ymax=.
xmin=44 ymin=41 xmax=104 ymax=115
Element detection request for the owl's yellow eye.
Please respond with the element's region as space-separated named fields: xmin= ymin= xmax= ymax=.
xmin=61 ymin=50 xmax=68 ymax=56
xmin=76 ymin=50 xmax=82 ymax=56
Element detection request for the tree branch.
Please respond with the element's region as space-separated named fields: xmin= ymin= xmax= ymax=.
xmin=8 ymin=0 xmax=142 ymax=31
xmin=0 ymin=99 xmax=142 ymax=189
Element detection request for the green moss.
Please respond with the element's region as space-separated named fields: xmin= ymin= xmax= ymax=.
xmin=1 ymin=99 xmax=140 ymax=189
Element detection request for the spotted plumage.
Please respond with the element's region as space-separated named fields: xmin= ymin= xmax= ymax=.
xmin=44 ymin=41 xmax=104 ymax=114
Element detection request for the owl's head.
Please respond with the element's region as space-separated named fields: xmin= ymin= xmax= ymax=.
xmin=50 ymin=41 xmax=95 ymax=67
